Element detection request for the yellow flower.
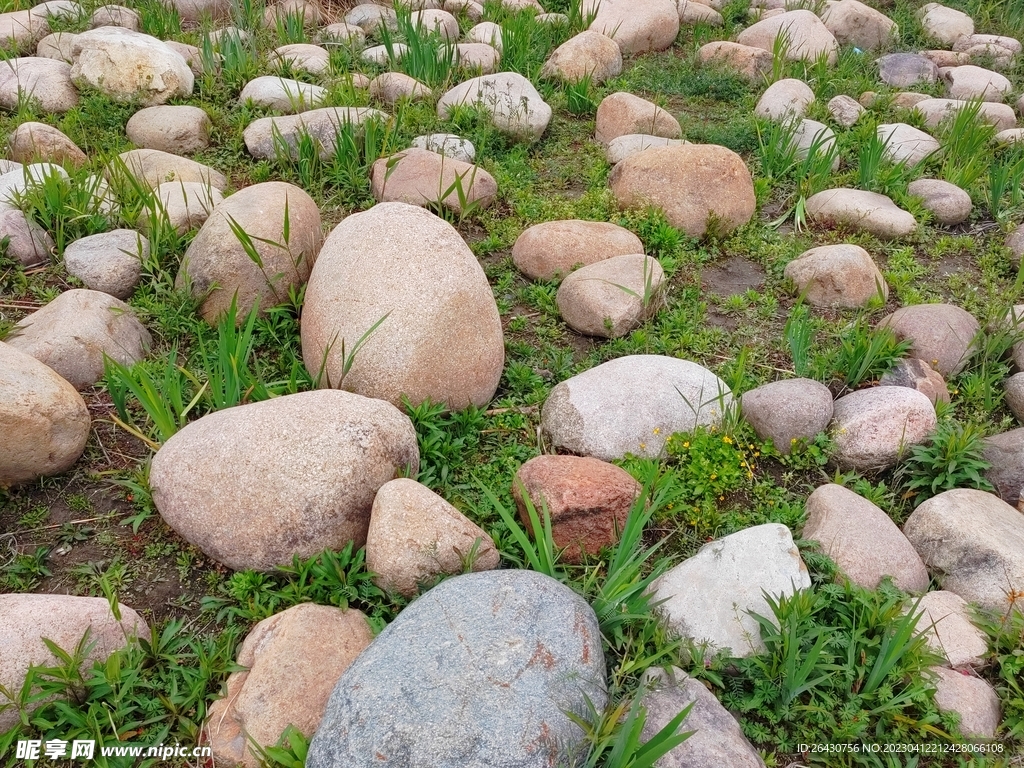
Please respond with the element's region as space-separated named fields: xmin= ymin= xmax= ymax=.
xmin=710 ymin=473 xmax=717 ymax=480
xmin=682 ymin=441 xmax=690 ymax=448
xmin=723 ymin=435 xmax=733 ymax=444
xmin=653 ymin=427 xmax=661 ymax=435
xmin=639 ymin=442 xmax=647 ymax=451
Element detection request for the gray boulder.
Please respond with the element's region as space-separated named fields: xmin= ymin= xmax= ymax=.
xmin=877 ymin=303 xmax=979 ymax=377
xmin=437 ymin=73 xmax=552 ymax=142
xmin=832 ymin=387 xmax=936 ymax=472
xmin=878 ymin=52 xmax=939 ymax=87
xmin=63 ymin=229 xmax=148 ymax=299
xmin=741 ymin=378 xmax=833 ymax=453
xmin=981 ymin=427 xmax=1024 ymax=505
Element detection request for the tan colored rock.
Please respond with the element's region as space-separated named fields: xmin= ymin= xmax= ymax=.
xmin=697 ymin=41 xmax=773 ymax=82
xmin=917 ymin=3 xmax=973 ymax=46
xmin=454 ymin=42 xmax=500 ymax=73
xmin=803 ymin=483 xmax=929 ymax=592
xmin=63 ymin=229 xmax=147 ymax=299
xmin=911 ymin=591 xmax=988 ymax=669
xmin=893 ymin=91 xmax=933 ymax=109
xmin=125 ymin=105 xmax=211 ymax=155
xmin=0 ymin=57 xmax=78 ymax=113
xmin=437 ymin=73 xmax=551 ymax=142
xmin=605 ymin=134 xmax=689 ymax=164
xmin=754 ymin=78 xmax=814 ymax=121
xmin=145 ymin=181 xmax=224 ymax=235
xmin=913 ymin=98 xmax=1016 ymax=131
xmin=90 ymin=4 xmax=140 ymax=29
xmin=272 ymin=43 xmax=330 ymax=75
xmin=365 ymin=478 xmax=499 ymax=597
xmin=595 ymin=92 xmax=680 ymax=145
xmin=0 ymin=341 xmax=90 ymax=487
xmin=263 ymin=0 xmax=320 ymax=27
xmin=512 ymin=455 xmax=641 ymax=563
xmin=943 ymin=64 xmax=1012 ymax=102
xmin=6 ymin=289 xmax=151 ymax=390
xmin=541 ymin=30 xmax=621 ymax=84
xmin=177 ymin=181 xmax=322 ymax=323
xmin=0 ymin=8 xmax=51 ymax=54
xmin=920 ymin=49 xmax=969 ymax=68
xmin=239 ymin=75 xmax=325 ymax=113
xmin=0 ymin=594 xmax=146 ymax=731
xmin=512 ymin=220 xmax=643 ymax=281
xmin=8 ymin=121 xmax=85 ymax=167
xmin=465 ymin=21 xmax=502 ymax=50
xmin=828 ymin=94 xmax=864 ymax=127
xmin=411 ymin=8 xmax=459 ymax=40
xmin=821 ymin=0 xmax=897 ymax=50
xmin=114 ymin=148 xmax=227 ymax=190
xmin=369 ymin=72 xmax=430 ymax=103
xmin=878 ymin=122 xmax=940 ymax=165
xmin=584 ymin=0 xmax=679 ymax=55
xmin=369 ymin=148 xmax=496 ymax=215
xmin=878 ymin=303 xmax=979 ymax=377
xmin=207 ymin=604 xmax=374 ymax=768
xmin=784 ymin=244 xmax=887 ymax=308
xmin=931 ymin=667 xmax=1001 ymax=739
xmin=609 ymin=144 xmax=755 ymax=238
xmin=0 ymin=208 xmax=54 ymax=266
xmin=679 ymin=0 xmax=723 ymax=25
xmin=556 ymin=253 xmax=664 ymax=338
xmin=805 ymin=188 xmax=917 ymax=239
xmin=301 ymin=203 xmax=504 ymax=410
xmin=243 ymin=107 xmax=389 ymax=160
xmin=832 ymin=387 xmax=936 ymax=472
xmin=907 ymin=178 xmax=971 ymax=225
xmin=737 ymin=10 xmax=839 ymax=64
xmin=36 ymin=31 xmax=77 ymax=62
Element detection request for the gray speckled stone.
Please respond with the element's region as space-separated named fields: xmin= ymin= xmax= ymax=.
xmin=306 ymin=570 xmax=606 ymax=768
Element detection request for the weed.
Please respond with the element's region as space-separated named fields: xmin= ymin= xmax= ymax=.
xmin=1 ymin=546 xmax=51 ymax=590
xmin=818 ymin=321 xmax=912 ymax=391
xmin=896 ymin=420 xmax=995 ymax=505
xmin=937 ymin=99 xmax=997 ymax=189
xmin=405 ymin=399 xmax=485 ymax=492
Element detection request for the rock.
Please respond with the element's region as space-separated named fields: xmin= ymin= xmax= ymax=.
xmin=63 ymin=229 xmax=147 ymax=299
xmin=411 ymin=133 xmax=475 ymax=162
xmin=272 ymin=43 xmax=330 ymax=74
xmin=982 ymin=428 xmax=1024 ymax=505
xmin=0 ymin=9 xmax=51 ymax=54
xmin=438 ymin=73 xmax=552 ymax=142
xmin=904 ymin=488 xmax=1024 ymax=613
xmin=361 ymin=43 xmax=405 ymax=66
xmin=177 ymin=181 xmax=322 ymax=323
xmin=243 ymin=107 xmax=389 ymax=160
xmin=512 ymin=219 xmax=644 ymax=281
xmin=737 ymin=10 xmax=839 ymax=64
xmin=784 ymin=243 xmax=887 ymax=308
xmin=541 ymin=30 xmax=621 ymax=84
xmin=307 ymin=570 xmax=604 ymax=768
xmin=832 ymin=387 xmax=936 ymax=472
xmin=8 ymin=122 xmax=85 ymax=167
xmin=37 ymin=31 xmax=77 ymax=62
xmin=930 ymin=667 xmax=1001 ymax=739
xmin=369 ymin=72 xmax=430 ymax=103
xmin=0 ymin=161 xmax=67 ymax=208
xmin=204 ymin=25 xmax=251 ymax=49
xmin=907 ymin=178 xmax=972 ymax=225
xmin=163 ymin=0 xmax=231 ymax=24
xmin=1008 ymin=305 xmax=1024 ymax=370
xmin=0 ymin=594 xmax=146 ymax=731
xmin=610 ymin=144 xmax=755 ymax=238
xmin=301 ymin=203 xmax=504 ymax=410
xmin=803 ymin=483 xmax=929 ymax=591
xmin=919 ymin=49 xmax=969 ymax=68
xmin=0 ymin=209 xmax=54 ymax=266
xmin=639 ymin=667 xmax=766 ymax=768
xmin=821 ymin=0 xmax=896 ymax=50
xmin=893 ymin=91 xmax=933 ymax=108
xmin=791 ymin=119 xmax=838 ymax=170
xmin=679 ymin=0 xmax=723 ymax=25
xmin=90 ymin=4 xmax=140 ymax=29
xmin=878 ymin=303 xmax=979 ymax=377
xmin=828 ymin=94 xmax=865 ymax=126
xmin=448 ymin=0 xmax=484 ymax=21
xmin=913 ymin=98 xmax=1016 ymax=131
xmin=114 ymin=148 xmax=227 ymax=191
xmin=741 ymin=378 xmax=833 ymax=453
xmin=805 ymin=188 xmax=917 ymax=239
xmin=879 ymin=358 xmax=950 ymax=405
xmin=1006 ymin=373 xmax=1024 ymax=422
xmin=954 ymin=33 xmax=1022 ymax=54
xmin=651 ymin=524 xmax=810 ymax=656
xmin=878 ymin=123 xmax=940 ymax=165
xmin=917 ymin=3 xmax=974 ymax=46
xmin=754 ymin=78 xmax=814 ymax=121
xmin=410 ymin=8 xmax=459 ymax=39
xmin=454 ymin=42 xmax=500 ymax=73
xmin=369 ymin=148 xmax=496 ymax=215
xmin=541 ymin=355 xmax=733 ymax=460
xmin=878 ymin=52 xmax=939 ymax=87
xmin=151 ymin=390 xmax=419 ymax=570
xmin=584 ymin=0 xmax=679 ymax=54
xmin=605 ymin=134 xmax=688 ymax=164
xmin=125 ymin=105 xmax=211 ymax=155
xmin=0 ymin=57 xmax=78 ymax=113
xmin=366 ymin=478 xmax=499 ymax=596
xmin=263 ymin=0 xmax=320 ymax=28
xmin=70 ymin=27 xmax=193 ymax=106
xmin=556 ymin=254 xmax=664 ymax=338
xmin=344 ymin=3 xmax=397 ymax=33
xmin=512 ymin=455 xmax=641 ymax=563
xmin=697 ymin=41 xmax=773 ymax=82
xmin=465 ymin=21 xmax=502 ymax=50
xmin=536 ymin=11 xmax=568 ymax=23
xmin=239 ymin=75 xmax=325 ymax=113
xmin=0 ymin=342 xmax=90 ymax=487
xmin=207 ymin=604 xmax=373 ymax=768
xmin=6 ymin=289 xmax=151 ymax=390
xmin=911 ymin=591 xmax=989 ymax=669
xmin=1006 ymin=229 xmax=1024 ymax=267
xmin=164 ymin=40 xmax=202 ymax=75
xmin=595 ymin=92 xmax=681 ymax=145
xmin=145 ymin=181 xmax=224 ymax=235
xmin=995 ymin=128 xmax=1024 ymax=145
xmin=943 ymin=64 xmax=1011 ymax=102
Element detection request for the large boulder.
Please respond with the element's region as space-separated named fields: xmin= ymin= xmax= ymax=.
xmin=903 ymin=488 xmax=1024 ymax=614
xmin=541 ymin=355 xmax=732 ymax=460
xmin=737 ymin=10 xmax=839 ymax=64
xmin=820 ymin=0 xmax=897 ymax=50
xmin=0 ymin=594 xmax=146 ymax=732
xmin=512 ymin=219 xmax=643 ymax=281
xmin=368 ymin=148 xmax=497 ymax=215
xmin=0 ymin=341 xmax=90 ymax=487
xmin=0 ymin=57 xmax=78 ymax=113
xmin=803 ymin=484 xmax=929 ymax=592
xmin=437 ymin=73 xmax=551 ymax=142
xmin=177 ymin=181 xmax=322 ymax=324
xmin=70 ymin=27 xmax=193 ymax=105
xmin=63 ymin=229 xmax=147 ymax=299
xmin=150 ymin=390 xmax=419 ymax=570
xmin=365 ymin=478 xmax=500 ymax=597
xmin=740 ymin=377 xmax=833 ymax=453
xmin=541 ymin=30 xmax=621 ymax=84
xmin=650 ymin=524 xmax=811 ymax=656
xmin=206 ymin=604 xmax=374 ymax=768
xmin=0 ymin=8 xmax=52 ymax=54
xmin=609 ymin=144 xmax=755 ymax=238
xmin=8 ymin=121 xmax=86 ymax=167
xmin=301 ymin=203 xmax=504 ymax=410
xmin=831 ymin=387 xmax=936 ymax=472
xmin=584 ymin=0 xmax=679 ymax=54
xmin=5 ymin=289 xmax=151 ymax=390
xmin=805 ymin=188 xmax=917 ymax=239
xmin=877 ymin=303 xmax=979 ymax=377
xmin=917 ymin=2 xmax=973 ymax=46
xmin=306 ymin=570 xmax=606 ymax=768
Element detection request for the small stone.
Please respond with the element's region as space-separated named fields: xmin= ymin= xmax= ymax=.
xmin=953 ymin=33 xmax=1020 ymax=54
xmin=271 ymin=43 xmax=330 ymax=74
xmin=878 ymin=52 xmax=939 ymax=87
xmin=878 ymin=123 xmax=941 ymax=165
xmin=917 ymin=3 xmax=974 ymax=46
xmin=410 ymin=8 xmax=459 ymax=40
xmin=995 ymin=128 xmax=1024 ymax=145
xmin=366 ymin=478 xmax=499 ymax=597
xmin=792 ymin=119 xmax=838 ymax=170
xmin=920 ymin=49 xmax=969 ymax=67
xmin=1006 ymin=373 xmax=1024 ymax=422
xmin=369 ymin=72 xmax=430 ymax=104
xmin=679 ymin=0 xmax=723 ymax=25
xmin=89 ymin=4 xmax=140 ymax=29
xmin=697 ymin=41 xmax=773 ymax=82
xmin=126 ymin=104 xmax=212 ymax=155
xmin=555 ymin=253 xmax=664 ymax=338
xmin=784 ymin=244 xmax=887 ymax=308
xmin=242 ymin=107 xmax=389 ymax=160
xmin=36 ymin=31 xmax=77 ymax=62
xmin=344 ymin=3 xmax=397 ymax=32
xmin=512 ymin=219 xmax=643 ymax=281
xmin=541 ymin=30 xmax=621 ymax=84
xmin=63 ymin=230 xmax=148 ymax=299
xmin=911 ymin=591 xmax=989 ymax=669
xmin=878 ymin=303 xmax=979 ymax=377
xmin=361 ymin=43 xmax=404 ymax=66
xmin=832 ymin=387 xmax=937 ymax=472
xmin=879 ymin=358 xmax=950 ymax=405
xmin=754 ymin=78 xmax=815 ymax=121
xmin=595 ymin=92 xmax=680 ymax=145
xmin=454 ymin=43 xmax=500 ymax=73
xmin=239 ymin=75 xmax=325 ymax=113
xmin=981 ymin=428 xmax=1024 ymax=506
xmin=893 ymin=91 xmax=933 ymax=109
xmin=411 ymin=133 xmax=475 ymax=162
xmin=0 ymin=209 xmax=54 ymax=266
xmin=320 ymin=22 xmax=365 ymax=45
xmin=828 ymin=94 xmax=865 ymax=126
xmin=741 ymin=378 xmax=833 ymax=453
xmin=8 ymin=122 xmax=86 ymax=167
xmin=369 ymin=148 xmax=496 ymax=215
xmin=931 ymin=667 xmax=1001 ymax=739
xmin=806 ymin=188 xmax=917 ymax=239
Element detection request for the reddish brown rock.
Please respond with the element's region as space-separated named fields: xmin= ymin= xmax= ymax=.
xmin=512 ymin=455 xmax=641 ymax=563
xmin=880 ymin=358 xmax=950 ymax=404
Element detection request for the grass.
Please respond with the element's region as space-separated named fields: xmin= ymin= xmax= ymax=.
xmin=3 ymin=0 xmax=1024 ymax=763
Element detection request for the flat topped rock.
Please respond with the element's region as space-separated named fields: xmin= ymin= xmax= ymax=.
xmin=737 ymin=10 xmax=839 ymax=64
xmin=913 ymin=98 xmax=1016 ymax=131
xmin=113 ymin=148 xmax=227 ymax=191
xmin=878 ymin=52 xmax=939 ymax=87
xmin=243 ymin=107 xmax=390 ymax=160
xmin=512 ymin=219 xmax=643 ymax=281
xmin=806 ymin=188 xmax=917 ymax=239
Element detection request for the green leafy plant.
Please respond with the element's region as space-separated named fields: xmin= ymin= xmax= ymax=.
xmin=972 ymin=605 xmax=1024 ymax=740
xmin=896 ymin=420 xmax=995 ymax=505
xmin=937 ymin=99 xmax=997 ymax=189
xmin=821 ymin=321 xmax=911 ymax=390
xmin=405 ymin=399 xmax=485 ymax=491
xmin=12 ymin=165 xmax=112 ymax=255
